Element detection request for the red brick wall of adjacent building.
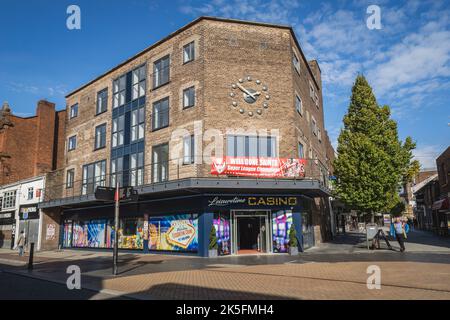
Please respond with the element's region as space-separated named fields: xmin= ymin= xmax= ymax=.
xmin=0 ymin=100 xmax=66 ymax=185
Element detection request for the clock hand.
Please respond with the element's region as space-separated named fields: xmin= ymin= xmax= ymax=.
xmin=236 ymin=83 xmax=257 ymax=101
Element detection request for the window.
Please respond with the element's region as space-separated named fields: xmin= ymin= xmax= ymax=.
xmin=314 ymin=92 xmax=319 ymax=107
xmin=2 ymin=190 xmax=16 ymax=209
xmin=66 ymin=169 xmax=75 ymax=189
xmin=112 ymin=115 xmax=125 ymax=147
xmin=68 ymin=135 xmax=77 ymax=151
xmin=95 ymin=123 xmax=107 ymax=150
xmin=96 ymin=89 xmax=108 ymax=115
xmin=227 ymin=135 xmax=277 ymax=158
xmin=27 ymin=187 xmax=33 ymax=200
xmin=131 ymin=107 xmax=145 ymax=142
xmin=82 ymin=160 xmax=106 ymax=195
xmin=111 ymin=157 xmax=123 ymax=187
xmin=318 ymin=129 xmax=322 ymax=142
xmin=311 ymin=117 xmax=317 ymax=136
xmin=130 ymin=152 xmax=144 ymax=187
xmin=153 ymin=55 xmax=170 ymax=89
xmin=183 ymin=41 xmax=195 ymax=63
xmin=152 ymin=143 xmax=169 ymax=183
xmin=293 ymin=53 xmax=300 ymax=73
xmin=132 ymin=65 xmax=146 ymax=101
xmin=70 ymin=103 xmax=78 ymax=119
xmin=152 ymin=97 xmax=169 ymax=130
xmin=113 ymin=75 xmax=126 ymax=109
xmin=309 ymin=81 xmax=315 ymax=99
xmin=183 ymin=86 xmax=195 ymax=109
xmin=183 ymin=135 xmax=195 ymax=165
xmin=295 ymin=94 xmax=302 ymax=115
xmin=298 ymin=142 xmax=304 ymax=159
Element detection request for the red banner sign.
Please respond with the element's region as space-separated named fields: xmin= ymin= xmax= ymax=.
xmin=211 ymin=157 xmax=306 ymax=178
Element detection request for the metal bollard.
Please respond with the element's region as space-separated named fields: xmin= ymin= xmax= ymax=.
xmin=28 ymin=243 xmax=35 ymax=271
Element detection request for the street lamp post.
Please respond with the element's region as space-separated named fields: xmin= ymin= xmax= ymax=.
xmin=113 ymin=181 xmax=120 ymax=276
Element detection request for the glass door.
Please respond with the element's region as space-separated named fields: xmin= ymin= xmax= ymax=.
xmin=231 ymin=210 xmax=271 ymax=254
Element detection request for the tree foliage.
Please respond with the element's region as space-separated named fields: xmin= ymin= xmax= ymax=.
xmin=333 ymin=75 xmax=418 ymax=215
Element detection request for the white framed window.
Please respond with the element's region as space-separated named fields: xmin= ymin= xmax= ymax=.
xmin=183 ymin=135 xmax=195 ymax=165
xmin=183 ymin=41 xmax=195 ymax=64
xmin=295 ymin=94 xmax=302 ymax=115
xmin=2 ymin=190 xmax=17 ymax=209
xmin=183 ymin=86 xmax=195 ymax=109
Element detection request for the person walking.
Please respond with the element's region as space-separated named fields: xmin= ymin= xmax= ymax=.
xmin=390 ymin=217 xmax=409 ymax=252
xmin=17 ymin=231 xmax=26 ymax=257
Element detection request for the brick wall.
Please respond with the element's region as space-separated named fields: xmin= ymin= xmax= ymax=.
xmin=0 ymin=100 xmax=65 ymax=185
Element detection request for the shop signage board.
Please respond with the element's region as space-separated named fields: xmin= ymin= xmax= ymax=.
xmin=207 ymin=196 xmax=300 ymax=209
xmin=19 ymin=205 xmax=39 ymax=220
xmin=211 ymin=157 xmax=306 ymax=178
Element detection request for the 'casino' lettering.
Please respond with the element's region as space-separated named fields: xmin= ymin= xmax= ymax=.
xmin=248 ymin=197 xmax=297 ymax=206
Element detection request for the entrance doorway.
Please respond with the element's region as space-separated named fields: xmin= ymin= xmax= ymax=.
xmin=232 ymin=210 xmax=270 ymax=254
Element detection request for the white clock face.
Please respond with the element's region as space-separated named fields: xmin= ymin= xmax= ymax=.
xmin=230 ymin=76 xmax=270 ymax=116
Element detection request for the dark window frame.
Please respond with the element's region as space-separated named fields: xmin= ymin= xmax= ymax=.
xmin=152 ymin=143 xmax=169 ymax=183
xmin=153 ymin=55 xmax=170 ymax=90
xmin=69 ymin=103 xmax=78 ymax=119
xmin=66 ymin=169 xmax=75 ymax=189
xmin=96 ymin=88 xmax=108 ymax=115
xmin=94 ymin=123 xmax=107 ymax=150
xmin=152 ymin=97 xmax=170 ymax=131
xmin=183 ymin=86 xmax=195 ymax=109
xmin=68 ymin=135 xmax=77 ymax=151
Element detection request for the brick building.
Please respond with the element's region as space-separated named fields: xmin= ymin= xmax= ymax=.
xmin=0 ymin=100 xmax=65 ymax=248
xmin=434 ymin=147 xmax=450 ymax=235
xmin=40 ymin=17 xmax=334 ymax=256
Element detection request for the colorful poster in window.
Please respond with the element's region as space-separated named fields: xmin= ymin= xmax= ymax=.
xmin=272 ymin=211 xmax=293 ymax=253
xmin=148 ymin=214 xmax=198 ymax=252
xmin=73 ymin=222 xmax=88 ymax=247
xmin=213 ymin=215 xmax=231 ymax=255
xmin=63 ymin=222 xmax=72 ymax=248
xmin=87 ymin=220 xmax=106 ymax=248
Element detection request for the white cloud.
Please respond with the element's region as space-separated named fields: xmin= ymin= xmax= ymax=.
xmin=413 ymin=145 xmax=443 ymax=169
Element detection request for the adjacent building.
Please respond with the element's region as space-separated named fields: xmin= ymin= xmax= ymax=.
xmin=39 ymin=17 xmax=335 ymax=256
xmin=0 ymin=100 xmax=65 ymax=248
xmin=434 ymin=147 xmax=450 ymax=235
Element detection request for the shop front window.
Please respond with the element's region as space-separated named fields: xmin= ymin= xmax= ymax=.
xmin=213 ymin=213 xmax=231 ymax=256
xmin=117 ymin=217 xmax=144 ymax=249
xmin=272 ymin=210 xmax=293 ymax=253
xmin=148 ymin=214 xmax=198 ymax=252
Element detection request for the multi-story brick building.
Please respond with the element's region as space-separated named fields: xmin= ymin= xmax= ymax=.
xmin=434 ymin=147 xmax=450 ymax=235
xmin=40 ymin=17 xmax=334 ymax=256
xmin=0 ymin=100 xmax=65 ymax=248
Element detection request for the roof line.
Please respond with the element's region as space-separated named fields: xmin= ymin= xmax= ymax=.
xmin=66 ymin=16 xmax=320 ymax=98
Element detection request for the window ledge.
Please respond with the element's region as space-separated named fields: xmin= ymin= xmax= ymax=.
xmin=152 ymin=81 xmax=171 ymax=91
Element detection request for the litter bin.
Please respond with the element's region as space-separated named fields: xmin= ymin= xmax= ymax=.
xmin=366 ymin=223 xmax=378 ymax=250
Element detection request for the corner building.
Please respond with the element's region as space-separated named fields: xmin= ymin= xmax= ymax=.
xmin=40 ymin=17 xmax=334 ymax=256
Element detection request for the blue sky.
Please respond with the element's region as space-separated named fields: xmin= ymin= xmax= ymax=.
xmin=0 ymin=0 xmax=448 ymax=168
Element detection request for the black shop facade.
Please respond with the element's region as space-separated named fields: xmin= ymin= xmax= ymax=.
xmin=57 ymin=190 xmax=318 ymax=257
